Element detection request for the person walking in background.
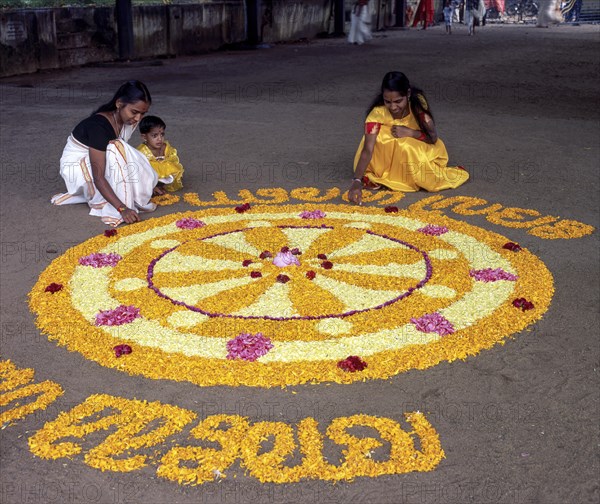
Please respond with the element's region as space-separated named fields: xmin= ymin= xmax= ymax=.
xmin=537 ymin=0 xmax=563 ymax=27
xmin=465 ymin=0 xmax=479 ymax=35
xmin=452 ymin=0 xmax=461 ymax=23
xmin=444 ymin=0 xmax=454 ymax=33
xmin=348 ymin=0 xmax=372 ymax=45
xmin=412 ymin=0 xmax=435 ymax=29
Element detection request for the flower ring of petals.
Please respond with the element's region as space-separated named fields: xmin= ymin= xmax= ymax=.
xmin=29 ymin=204 xmax=554 ymax=387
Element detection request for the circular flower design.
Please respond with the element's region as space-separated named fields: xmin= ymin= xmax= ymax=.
xmin=29 ymin=204 xmax=554 ymax=387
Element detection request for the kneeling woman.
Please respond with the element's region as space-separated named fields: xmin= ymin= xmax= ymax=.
xmin=348 ymin=71 xmax=468 ymax=205
xmin=52 ymin=80 xmax=160 ymax=226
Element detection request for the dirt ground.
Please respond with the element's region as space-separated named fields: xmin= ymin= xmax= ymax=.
xmin=0 ymin=22 xmax=599 ymax=504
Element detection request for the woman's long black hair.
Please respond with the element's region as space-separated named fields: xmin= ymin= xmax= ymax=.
xmin=367 ymin=71 xmax=434 ymax=141
xmin=93 ymin=80 xmax=152 ymax=114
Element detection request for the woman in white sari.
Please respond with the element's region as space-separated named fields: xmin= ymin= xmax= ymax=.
xmin=348 ymin=0 xmax=372 ymax=45
xmin=52 ymin=80 xmax=162 ymax=227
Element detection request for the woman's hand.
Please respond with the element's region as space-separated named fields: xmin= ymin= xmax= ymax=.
xmin=153 ymin=184 xmax=166 ymax=196
xmin=120 ymin=208 xmax=140 ymax=224
xmin=391 ymin=125 xmax=415 ymax=138
xmin=348 ymin=179 xmax=363 ymax=205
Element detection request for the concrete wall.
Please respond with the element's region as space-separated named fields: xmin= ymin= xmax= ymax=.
xmin=262 ymin=0 xmax=333 ymax=43
xmin=0 ymin=0 xmax=335 ymax=77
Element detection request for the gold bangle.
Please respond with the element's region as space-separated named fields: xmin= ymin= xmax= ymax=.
xmin=117 ymin=205 xmax=127 ymax=213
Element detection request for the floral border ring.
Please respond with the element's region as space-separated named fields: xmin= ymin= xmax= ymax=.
xmin=29 ymin=204 xmax=554 ymax=387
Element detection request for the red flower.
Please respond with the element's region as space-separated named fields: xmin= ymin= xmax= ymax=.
xmin=44 ymin=283 xmax=63 ymax=293
xmin=317 ymin=253 xmax=328 ymax=260
xmin=113 ymin=344 xmax=132 ymax=358
xmin=259 ymin=251 xmax=273 ymax=259
xmin=276 ymin=274 xmax=290 ymax=283
xmin=104 ymin=229 xmax=118 ymax=237
xmin=337 ymin=356 xmax=367 ymax=372
xmin=250 ymin=271 xmax=262 ymax=278
xmin=242 ymin=259 xmax=252 ymax=267
xmin=384 ymin=206 xmax=399 ymax=213
xmin=321 ymin=261 xmax=333 ymax=270
xmin=235 ymin=203 xmax=251 ymax=213
xmin=512 ymin=298 xmax=535 ymax=311
xmin=280 ymin=246 xmax=290 ymax=253
xmin=306 ymin=270 xmax=316 ymax=280
xmin=291 ymin=247 xmax=302 ymax=255
xmin=503 ymin=242 xmax=522 ymax=252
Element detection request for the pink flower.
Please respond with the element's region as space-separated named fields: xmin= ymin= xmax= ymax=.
xmin=299 ymin=210 xmax=326 ymax=219
xmin=337 ymin=356 xmax=367 ymax=372
xmin=104 ymin=229 xmax=117 ymax=237
xmin=250 ymin=271 xmax=262 ymax=278
xmin=321 ymin=261 xmax=333 ymax=270
xmin=235 ymin=203 xmax=251 ymax=213
xmin=411 ymin=313 xmax=455 ymax=336
xmin=503 ymin=242 xmax=522 ymax=252
xmin=176 ymin=217 xmax=206 ymax=229
xmin=513 ymin=298 xmax=535 ymax=311
xmin=276 ymin=274 xmax=290 ymax=283
xmin=242 ymin=259 xmax=253 ymax=267
xmin=113 ymin=344 xmax=132 ymax=358
xmin=79 ymin=252 xmax=122 ymax=268
xmin=470 ymin=268 xmax=517 ymax=282
xmin=384 ymin=206 xmax=399 ymax=213
xmin=226 ymin=332 xmax=273 ymax=361
xmin=418 ymin=224 xmax=449 ymax=236
xmin=95 ymin=305 xmax=141 ymax=326
xmin=273 ymin=251 xmax=300 ymax=268
xmin=259 ymin=251 xmax=273 ymax=259
xmin=306 ymin=270 xmax=316 ymax=280
xmin=45 ymin=283 xmax=63 ymax=293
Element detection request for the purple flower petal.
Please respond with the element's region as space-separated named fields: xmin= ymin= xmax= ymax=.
xmin=95 ymin=305 xmax=141 ymax=326
xmin=418 ymin=224 xmax=449 ymax=236
xmin=299 ymin=210 xmax=326 ymax=219
xmin=411 ymin=313 xmax=455 ymax=336
xmin=176 ymin=217 xmax=206 ymax=229
xmin=470 ymin=268 xmax=518 ymax=282
xmin=226 ymin=332 xmax=273 ymax=361
xmin=79 ymin=252 xmax=122 ymax=268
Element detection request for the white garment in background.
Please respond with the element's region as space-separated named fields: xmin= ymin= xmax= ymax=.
xmin=52 ymin=123 xmax=158 ymax=227
xmin=348 ymin=2 xmax=372 ymax=45
xmin=537 ymin=0 xmax=563 ymax=26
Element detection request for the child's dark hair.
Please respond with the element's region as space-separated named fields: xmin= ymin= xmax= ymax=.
xmin=367 ymin=71 xmax=434 ymax=142
xmin=139 ymin=116 xmax=166 ymax=134
xmin=93 ymin=80 xmax=151 ymax=114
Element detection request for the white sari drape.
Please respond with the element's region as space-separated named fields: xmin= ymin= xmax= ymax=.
xmin=52 ymin=123 xmax=157 ymax=226
xmin=348 ymin=3 xmax=372 ymax=45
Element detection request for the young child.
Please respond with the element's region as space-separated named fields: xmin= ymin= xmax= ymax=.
xmin=137 ymin=116 xmax=184 ymax=192
xmin=443 ymin=0 xmax=453 ymax=34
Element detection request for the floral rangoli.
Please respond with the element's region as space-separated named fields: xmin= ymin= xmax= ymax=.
xmin=29 ymin=204 xmax=554 ymax=387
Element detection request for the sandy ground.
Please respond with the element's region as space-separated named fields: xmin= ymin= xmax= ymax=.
xmin=0 ymin=23 xmax=599 ymax=504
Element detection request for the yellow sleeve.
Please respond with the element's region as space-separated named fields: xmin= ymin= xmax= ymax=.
xmin=136 ymin=143 xmax=154 ymax=161
xmin=164 ymin=142 xmax=182 ymax=167
xmin=364 ymin=106 xmax=384 ymax=135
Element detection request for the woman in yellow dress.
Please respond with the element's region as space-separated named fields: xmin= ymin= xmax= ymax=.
xmin=348 ymin=71 xmax=469 ymax=205
xmin=137 ymin=116 xmax=184 ymax=192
